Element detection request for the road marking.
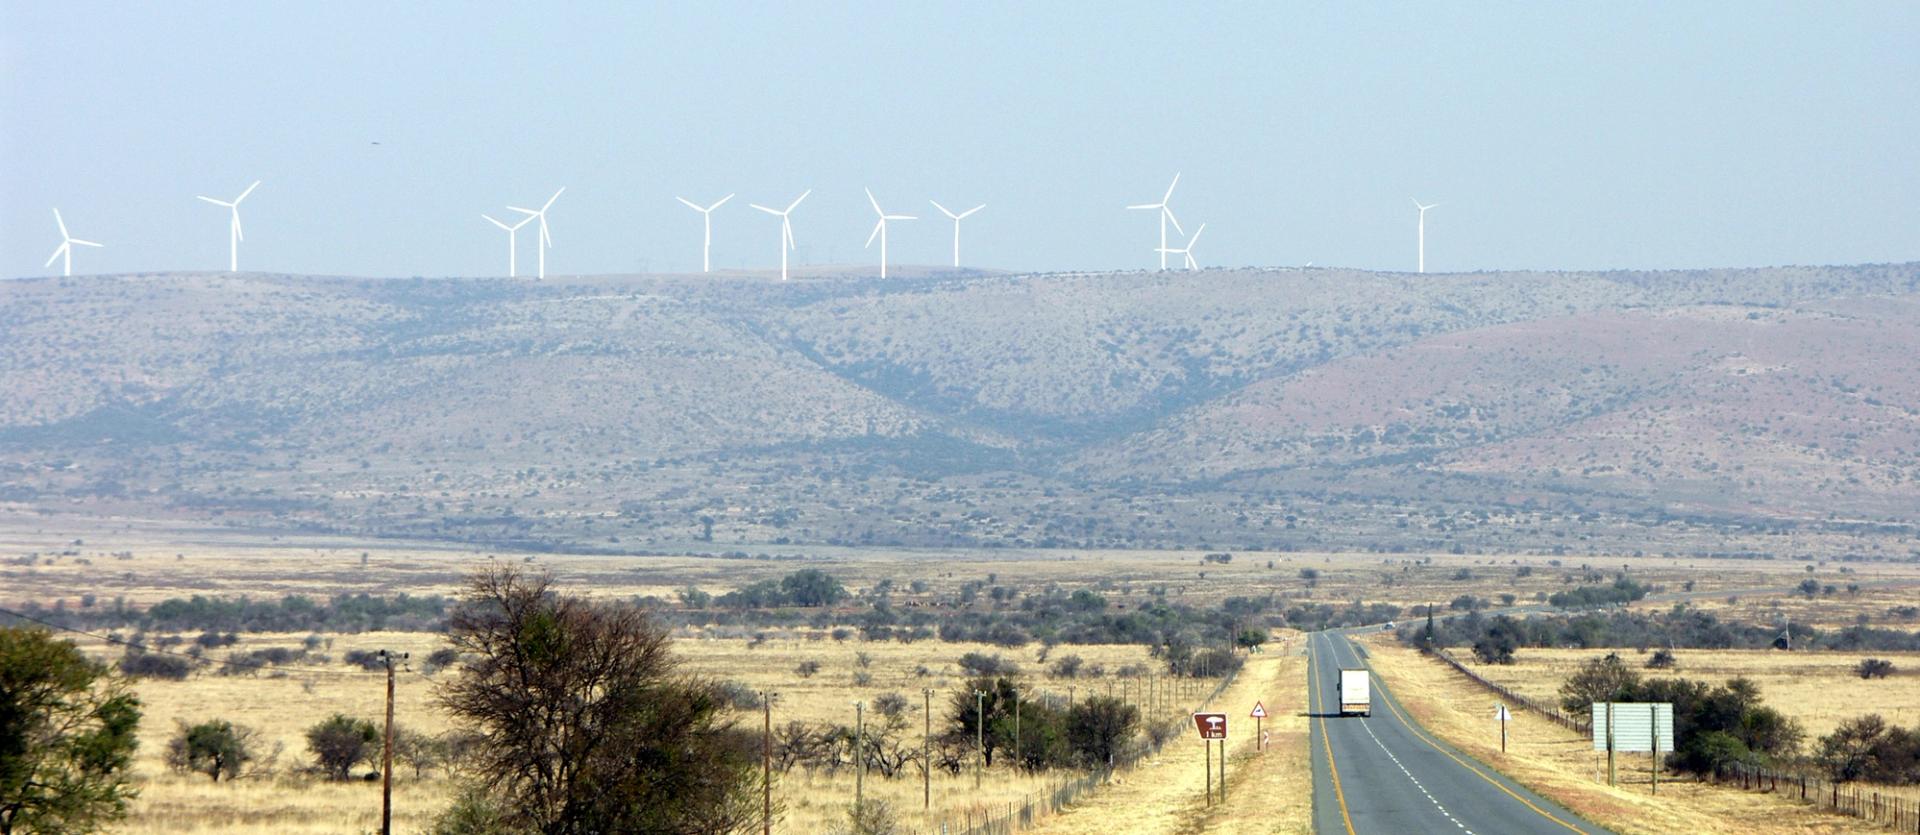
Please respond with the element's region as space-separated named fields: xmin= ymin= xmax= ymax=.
xmin=1356 ymin=711 xmax=1477 ymax=834
xmin=1309 ymin=641 xmax=1358 ymax=835
xmin=1332 ymin=633 xmax=1592 ymax=835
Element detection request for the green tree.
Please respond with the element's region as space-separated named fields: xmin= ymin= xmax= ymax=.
xmin=435 ymin=565 xmax=762 ymax=834
xmin=0 ymin=626 xmax=142 ymax=835
xmin=947 ymin=676 xmax=1019 ymax=766
xmin=1234 ymin=628 xmax=1269 ymax=653
xmin=779 ymin=570 xmax=848 ymax=608
xmin=1066 ymin=696 xmax=1139 ymax=770
xmin=305 ymin=714 xmax=379 ymax=781
xmin=165 ymin=720 xmax=260 ymax=782
xmin=1558 ymin=653 xmax=1641 ymax=715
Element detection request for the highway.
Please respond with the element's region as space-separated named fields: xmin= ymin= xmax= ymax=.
xmin=1308 ymin=631 xmax=1613 ymax=835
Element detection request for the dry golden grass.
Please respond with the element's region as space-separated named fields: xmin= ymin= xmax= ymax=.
xmin=1028 ymin=634 xmax=1311 ymax=835
xmin=1361 ymin=635 xmax=1879 ymax=835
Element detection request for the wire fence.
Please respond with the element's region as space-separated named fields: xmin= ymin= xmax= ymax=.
xmin=922 ymin=665 xmax=1243 ymax=835
xmin=1712 ymin=761 xmax=1920 ymax=833
xmin=1425 ymin=645 xmax=1590 ymax=735
xmin=1426 ymin=645 xmax=1920 ymax=832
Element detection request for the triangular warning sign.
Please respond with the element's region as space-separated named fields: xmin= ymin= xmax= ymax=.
xmin=1250 ymin=701 xmax=1268 ymax=719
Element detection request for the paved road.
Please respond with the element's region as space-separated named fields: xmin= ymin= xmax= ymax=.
xmin=1308 ymin=631 xmax=1613 ymax=835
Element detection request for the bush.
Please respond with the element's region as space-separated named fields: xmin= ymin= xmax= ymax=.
xmin=1646 ymin=648 xmax=1676 ymax=669
xmin=306 ymin=714 xmax=379 ymax=780
xmin=1066 ymin=696 xmax=1139 ymax=769
xmin=165 ymin=719 xmax=264 ymax=781
xmin=118 ymin=650 xmax=191 ymax=680
xmin=1857 ymin=658 xmax=1895 ymax=679
xmin=1816 ymin=714 xmax=1920 ymax=784
xmin=795 ymin=660 xmax=821 ymax=678
xmin=958 ymin=651 xmax=1017 ymax=677
xmin=1048 ymin=654 xmax=1084 ymax=679
xmin=828 ymin=800 xmax=899 ymax=835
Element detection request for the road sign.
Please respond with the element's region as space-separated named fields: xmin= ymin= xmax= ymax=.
xmin=1249 ymin=702 xmax=1268 ymax=719
xmin=1591 ymin=703 xmax=1674 ymax=753
xmin=1495 ymin=704 xmax=1511 ymax=722
xmin=1193 ymin=712 xmax=1227 ymax=739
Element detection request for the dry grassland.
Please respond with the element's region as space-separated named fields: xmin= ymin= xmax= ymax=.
xmin=1361 ymin=635 xmax=1884 ymax=835
xmin=1028 ymin=635 xmax=1312 ymax=835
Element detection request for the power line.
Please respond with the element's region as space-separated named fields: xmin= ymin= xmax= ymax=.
xmin=0 ymin=604 xmax=439 ymax=680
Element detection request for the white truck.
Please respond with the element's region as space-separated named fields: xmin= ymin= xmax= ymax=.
xmin=1337 ymin=668 xmax=1371 ymax=716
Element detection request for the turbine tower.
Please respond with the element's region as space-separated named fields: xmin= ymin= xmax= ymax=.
xmin=863 ymin=188 xmax=916 ymax=279
xmin=196 ymin=180 xmax=260 ymax=272
xmin=675 ymin=193 xmax=734 ymax=273
xmin=43 ymin=209 xmax=103 ymax=277
xmin=482 ymin=213 xmax=535 ymax=278
xmin=1127 ymin=174 xmax=1184 ymax=269
xmin=508 ymin=187 xmax=566 ymax=280
xmin=930 ymin=200 xmax=985 ymax=268
xmin=748 ymin=190 xmax=811 ymax=281
xmin=1155 ymin=223 xmax=1206 ymax=271
xmin=1412 ymin=199 xmax=1438 ymax=273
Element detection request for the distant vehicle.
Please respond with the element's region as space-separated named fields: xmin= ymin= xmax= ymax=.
xmin=1338 ymin=668 xmax=1372 ymax=716
xmin=1383 ymin=621 xmax=1396 ymax=631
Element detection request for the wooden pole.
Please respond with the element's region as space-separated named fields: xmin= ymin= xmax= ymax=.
xmin=922 ymin=689 xmax=931 ymax=810
xmin=1605 ymin=704 xmax=1616 ymax=787
xmin=854 ymin=701 xmax=865 ymax=810
xmin=1205 ymin=736 xmax=1213 ymax=807
xmin=378 ymin=650 xmax=405 ymax=835
xmin=1218 ymin=737 xmax=1226 ymax=804
xmin=1014 ymin=690 xmax=1022 ymax=772
xmin=1650 ymin=704 xmax=1659 ymax=796
xmin=762 ymin=693 xmax=772 ymax=835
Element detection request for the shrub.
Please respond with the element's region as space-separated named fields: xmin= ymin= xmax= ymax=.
xmin=795 ymin=660 xmax=821 ymax=678
xmin=958 ymin=652 xmax=1017 ymax=677
xmin=1066 ymin=695 xmax=1139 ymax=770
xmin=118 ymin=650 xmax=191 ymax=680
xmin=165 ymin=719 xmax=264 ymax=781
xmin=1646 ymin=649 xmax=1677 ymax=669
xmin=306 ymin=714 xmax=379 ymax=780
xmin=1048 ymin=654 xmax=1085 ymax=679
xmin=1857 ymin=658 xmax=1895 ymax=679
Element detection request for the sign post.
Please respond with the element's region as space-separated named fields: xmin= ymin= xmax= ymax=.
xmin=1496 ymin=703 xmax=1511 ymax=753
xmin=1250 ymin=701 xmax=1268 ymax=751
xmin=1193 ymin=713 xmax=1227 ymax=807
xmin=1592 ymin=703 xmax=1675 ymax=792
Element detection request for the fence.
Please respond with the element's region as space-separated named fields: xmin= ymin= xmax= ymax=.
xmin=924 ymin=664 xmax=1244 ymax=835
xmin=1427 ymin=646 xmax=1920 ymax=832
xmin=1713 ymin=761 xmax=1920 ymax=833
xmin=1425 ymin=646 xmax=1590 ymax=735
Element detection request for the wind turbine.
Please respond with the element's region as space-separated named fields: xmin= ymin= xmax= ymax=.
xmin=43 ymin=209 xmax=103 ymax=277
xmin=930 ymin=200 xmax=985 ymax=268
xmin=1412 ymin=199 xmax=1438 ymax=273
xmin=863 ymin=189 xmax=916 ymax=279
xmin=508 ymin=187 xmax=565 ymax=279
xmin=1127 ymin=174 xmax=1184 ymax=269
xmin=748 ymin=190 xmax=810 ymax=281
xmin=1155 ymin=223 xmax=1206 ymax=271
xmin=482 ymin=213 xmax=535 ymax=278
xmin=675 ymin=193 xmax=734 ymax=273
xmin=195 ymin=180 xmax=260 ymax=272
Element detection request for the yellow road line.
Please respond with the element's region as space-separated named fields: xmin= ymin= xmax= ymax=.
xmin=1335 ymin=633 xmax=1590 ymax=835
xmin=1310 ymin=635 xmax=1358 ymax=835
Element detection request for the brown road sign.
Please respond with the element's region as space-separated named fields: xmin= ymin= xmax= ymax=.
xmin=1193 ymin=712 xmax=1227 ymax=739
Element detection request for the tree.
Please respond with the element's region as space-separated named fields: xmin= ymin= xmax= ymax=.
xmin=306 ymin=714 xmax=379 ymax=781
xmin=0 ymin=626 xmax=141 ymax=835
xmin=1066 ymin=696 xmax=1139 ymax=770
xmin=946 ymin=677 xmax=1018 ymax=766
xmin=780 ymin=570 xmax=848 ymax=608
xmin=389 ymin=726 xmax=446 ymax=778
xmin=1234 ymin=628 xmax=1269 ymax=653
xmin=1558 ymin=654 xmax=1641 ymax=716
xmin=1818 ymin=714 xmax=1886 ymax=782
xmin=434 ymin=565 xmax=761 ymax=834
xmin=1470 ymin=617 xmax=1519 ymax=665
xmin=165 ymin=720 xmax=262 ymax=782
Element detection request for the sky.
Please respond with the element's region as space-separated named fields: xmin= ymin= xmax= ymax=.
xmin=3 ymin=1 xmax=1917 ymax=279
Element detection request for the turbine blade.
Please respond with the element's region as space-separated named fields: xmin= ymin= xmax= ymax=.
xmin=866 ymin=188 xmax=883 ymax=216
xmin=930 ymin=200 xmax=955 ymax=219
xmin=71 ymin=239 xmax=103 ymax=248
xmin=511 ymin=215 xmax=535 ymax=230
xmin=885 ymin=214 xmax=916 ymax=221
xmin=483 ymin=214 xmax=511 ymax=230
xmin=507 ymin=206 xmax=538 ymax=215
xmin=235 ymin=180 xmax=261 ymax=202
xmin=232 ymin=211 xmax=244 ymax=242
xmin=866 ymin=219 xmax=883 ymax=248
xmin=1186 ymin=253 xmax=1198 ymax=269
xmin=1125 ymin=203 xmax=1158 ymax=210
xmin=53 ymin=208 xmax=68 ymax=238
xmin=1188 ymin=223 xmax=1206 ymax=247
xmin=709 ymin=194 xmax=735 ymax=210
xmin=676 ymin=196 xmax=702 ymax=211
xmin=785 ymin=189 xmax=811 ymax=212
xmin=197 ymin=196 xmax=232 ymax=207
xmin=45 ymin=243 xmax=66 ymax=268
xmin=1163 ymin=206 xmax=1184 ymax=236
xmin=542 ymin=187 xmax=566 ymax=211
xmin=958 ymin=205 xmax=985 ymax=219
xmin=1162 ymin=173 xmax=1181 ymax=203
xmin=784 ymin=219 xmax=796 ymax=250
xmin=749 ymin=203 xmax=779 ymax=215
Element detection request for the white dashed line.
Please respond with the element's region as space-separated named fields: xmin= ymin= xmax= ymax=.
xmin=1353 ymin=680 xmax=1478 ymax=835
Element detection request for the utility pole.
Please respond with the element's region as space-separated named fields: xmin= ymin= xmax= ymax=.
xmin=922 ymin=688 xmax=932 ymax=810
xmin=1012 ymin=688 xmax=1022 ymax=772
xmin=762 ymin=691 xmax=773 ymax=835
xmin=854 ymin=700 xmax=865 ymax=810
xmin=975 ymin=689 xmax=986 ymax=789
xmin=377 ymin=649 xmax=407 ymax=835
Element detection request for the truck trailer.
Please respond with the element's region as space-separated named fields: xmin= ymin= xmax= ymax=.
xmin=1337 ymin=668 xmax=1371 ymax=716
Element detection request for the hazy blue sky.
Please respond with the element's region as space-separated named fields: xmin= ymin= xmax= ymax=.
xmin=4 ymin=1 xmax=1916 ymax=278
